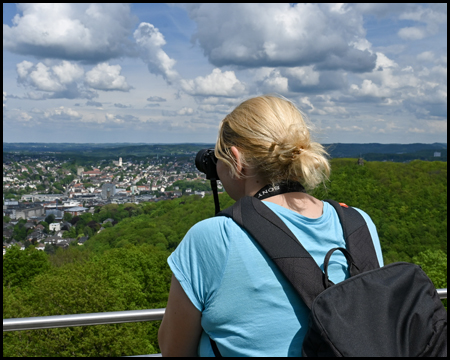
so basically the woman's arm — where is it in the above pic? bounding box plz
[158,274,203,357]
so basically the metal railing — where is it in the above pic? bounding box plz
[3,308,166,332]
[3,288,447,356]
[437,288,447,299]
[3,308,166,357]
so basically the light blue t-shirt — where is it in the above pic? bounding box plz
[168,200,383,357]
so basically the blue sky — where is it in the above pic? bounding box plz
[3,3,447,144]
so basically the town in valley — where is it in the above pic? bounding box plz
[3,145,222,254]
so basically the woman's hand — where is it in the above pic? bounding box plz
[158,275,203,357]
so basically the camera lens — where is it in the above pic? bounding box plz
[195,149,209,174]
[195,148,219,180]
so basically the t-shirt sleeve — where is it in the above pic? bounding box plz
[167,217,232,312]
[353,208,384,267]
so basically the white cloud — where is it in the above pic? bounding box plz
[350,80,391,98]
[181,68,246,97]
[427,120,447,133]
[177,107,194,116]
[198,104,232,114]
[161,107,195,116]
[375,52,398,70]
[52,60,85,84]
[15,60,95,99]
[397,4,447,41]
[285,66,320,86]
[16,60,34,78]
[417,51,435,63]
[133,22,180,84]
[17,111,33,122]
[370,126,385,134]
[323,106,348,115]
[336,124,364,132]
[44,106,82,120]
[303,95,349,115]
[94,113,141,125]
[3,3,136,62]
[298,97,315,113]
[84,62,131,91]
[196,96,241,106]
[399,5,447,25]
[408,127,425,133]
[16,60,131,96]
[254,68,289,94]
[352,3,413,17]
[262,73,289,94]
[3,110,37,127]
[17,61,65,92]
[398,27,428,41]
[182,3,376,72]
[3,92,7,107]
[3,108,43,126]
[147,96,166,102]
[105,113,125,124]
[351,56,447,120]
[386,122,402,131]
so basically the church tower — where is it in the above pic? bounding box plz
[357,154,364,166]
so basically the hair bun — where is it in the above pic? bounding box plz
[270,141,305,165]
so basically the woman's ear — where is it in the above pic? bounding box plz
[230,146,244,176]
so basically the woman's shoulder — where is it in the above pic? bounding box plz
[179,215,242,252]
[188,215,239,236]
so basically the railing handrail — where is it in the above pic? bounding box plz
[3,308,165,332]
[437,288,447,299]
[3,288,447,332]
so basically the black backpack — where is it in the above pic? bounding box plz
[210,196,447,357]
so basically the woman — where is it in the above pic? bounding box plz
[158,95,383,356]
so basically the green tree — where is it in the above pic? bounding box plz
[45,214,55,224]
[40,221,49,234]
[12,221,28,242]
[63,212,73,222]
[412,249,447,290]
[412,249,447,308]
[3,246,51,288]
[3,246,171,357]
[44,244,56,255]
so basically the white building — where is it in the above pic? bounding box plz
[194,191,205,198]
[49,223,61,232]
[36,243,46,251]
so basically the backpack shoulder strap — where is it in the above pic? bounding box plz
[218,196,326,309]
[324,200,380,271]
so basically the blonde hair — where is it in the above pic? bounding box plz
[215,95,330,191]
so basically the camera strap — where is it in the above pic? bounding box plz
[254,181,306,200]
[213,180,305,215]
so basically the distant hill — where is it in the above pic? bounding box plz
[3,142,447,162]
[323,143,447,162]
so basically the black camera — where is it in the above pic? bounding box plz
[195,148,219,181]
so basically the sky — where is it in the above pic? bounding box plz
[3,3,447,144]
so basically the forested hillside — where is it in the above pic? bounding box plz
[3,159,447,356]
